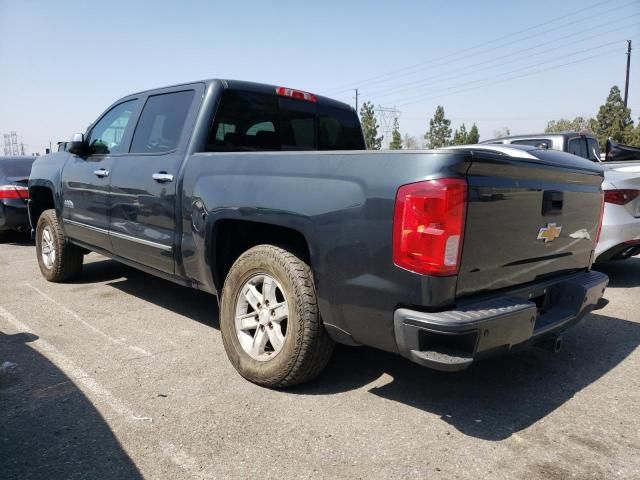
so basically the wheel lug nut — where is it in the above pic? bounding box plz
[271,310,275,316]
[268,323,273,328]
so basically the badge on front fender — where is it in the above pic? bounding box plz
[537,223,562,243]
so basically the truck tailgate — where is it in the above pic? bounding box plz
[456,148,604,297]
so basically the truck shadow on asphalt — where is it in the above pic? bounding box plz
[0,331,142,480]
[298,312,640,441]
[74,258,639,442]
[74,258,219,327]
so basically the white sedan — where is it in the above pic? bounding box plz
[597,165,640,262]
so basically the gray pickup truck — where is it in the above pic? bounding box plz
[28,79,608,387]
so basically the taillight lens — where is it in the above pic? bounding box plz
[596,193,605,244]
[0,185,29,200]
[604,189,640,205]
[393,178,467,276]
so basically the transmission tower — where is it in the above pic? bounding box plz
[375,106,400,149]
[3,134,10,155]
[10,132,19,155]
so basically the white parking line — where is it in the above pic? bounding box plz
[23,282,151,357]
[0,304,203,478]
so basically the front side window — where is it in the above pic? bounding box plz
[87,99,138,155]
[568,138,588,159]
[130,90,195,154]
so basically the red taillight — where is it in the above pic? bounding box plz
[604,189,640,205]
[275,86,317,103]
[393,178,467,276]
[596,193,605,244]
[0,185,29,200]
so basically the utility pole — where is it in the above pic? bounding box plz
[354,88,359,113]
[624,40,632,108]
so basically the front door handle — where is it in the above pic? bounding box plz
[93,169,109,178]
[152,172,174,183]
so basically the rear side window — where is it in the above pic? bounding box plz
[512,139,552,149]
[568,138,588,159]
[130,90,195,154]
[205,90,365,152]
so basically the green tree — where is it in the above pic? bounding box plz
[424,105,452,148]
[452,123,468,145]
[389,117,402,149]
[360,101,383,150]
[468,123,480,143]
[626,118,640,146]
[545,116,597,134]
[451,123,469,145]
[595,86,633,147]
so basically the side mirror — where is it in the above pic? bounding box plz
[68,133,89,156]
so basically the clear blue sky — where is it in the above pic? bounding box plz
[1,0,638,153]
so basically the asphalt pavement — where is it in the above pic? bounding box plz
[1,231,639,479]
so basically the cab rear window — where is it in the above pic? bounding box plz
[205,90,364,152]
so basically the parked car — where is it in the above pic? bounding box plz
[29,80,608,387]
[0,155,34,239]
[482,132,640,262]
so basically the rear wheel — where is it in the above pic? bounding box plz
[220,245,334,388]
[36,209,83,282]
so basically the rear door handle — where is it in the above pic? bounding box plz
[93,169,109,178]
[152,172,174,183]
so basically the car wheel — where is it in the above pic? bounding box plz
[36,209,83,282]
[220,245,334,388]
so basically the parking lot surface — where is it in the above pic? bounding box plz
[1,233,639,479]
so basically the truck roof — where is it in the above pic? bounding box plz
[123,78,355,112]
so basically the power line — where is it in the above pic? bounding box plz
[394,44,633,108]
[367,37,635,106]
[322,0,637,95]
[362,17,640,101]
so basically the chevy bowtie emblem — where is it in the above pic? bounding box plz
[537,223,562,243]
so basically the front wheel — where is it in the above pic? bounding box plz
[36,209,83,282]
[220,245,334,388]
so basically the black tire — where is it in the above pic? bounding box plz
[35,209,83,282]
[220,245,334,388]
